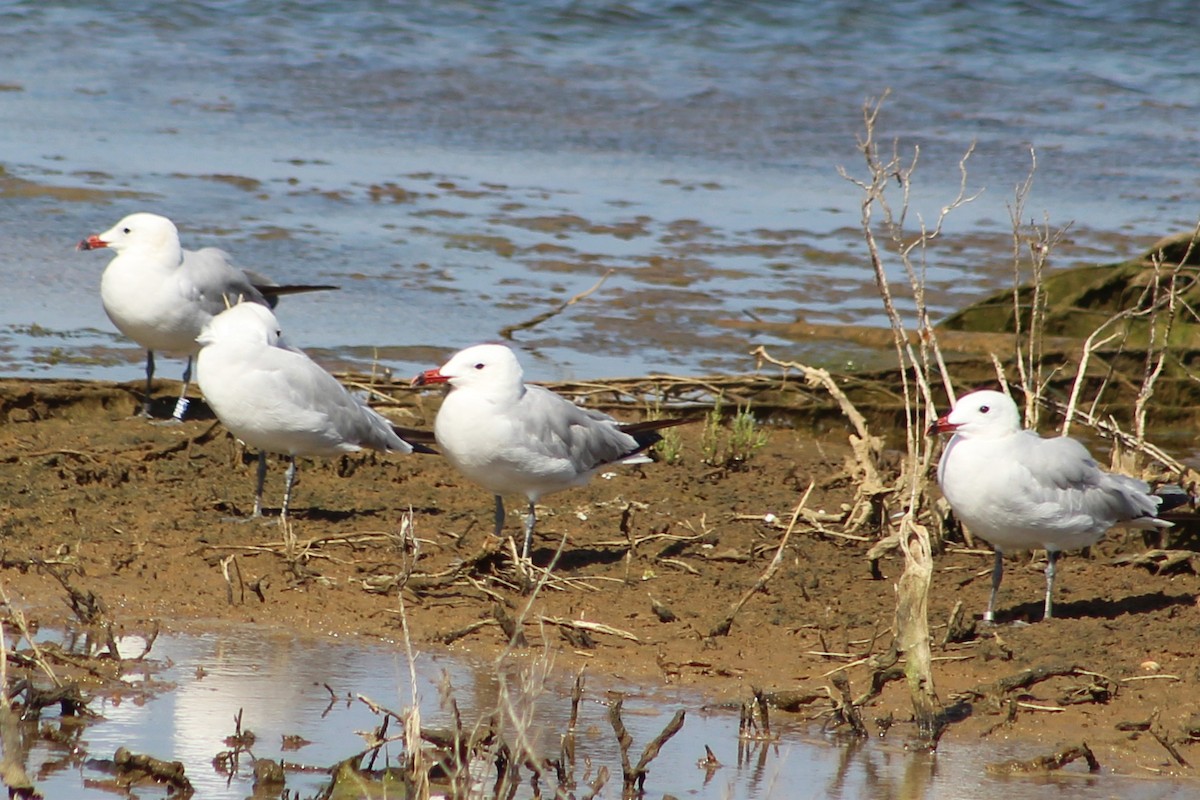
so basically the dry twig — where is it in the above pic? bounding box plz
[0,621,35,799]
[608,697,686,797]
[987,742,1101,774]
[499,270,614,339]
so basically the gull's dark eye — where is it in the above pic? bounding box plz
[474,362,485,370]
[980,405,990,414]
[123,227,131,234]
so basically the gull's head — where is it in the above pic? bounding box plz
[928,389,1021,439]
[197,302,282,348]
[77,212,179,255]
[412,343,524,394]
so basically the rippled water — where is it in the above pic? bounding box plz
[23,627,1196,799]
[2,1,1199,382]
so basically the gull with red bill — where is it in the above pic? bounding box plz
[413,343,695,560]
[928,389,1171,622]
[79,212,336,421]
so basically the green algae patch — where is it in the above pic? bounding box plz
[941,231,1200,350]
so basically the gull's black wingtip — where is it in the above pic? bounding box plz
[620,415,704,453]
[391,424,439,455]
[1154,484,1192,514]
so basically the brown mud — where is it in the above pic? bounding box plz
[1,377,1199,782]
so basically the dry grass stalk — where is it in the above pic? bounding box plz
[1043,397,1184,475]
[557,669,585,791]
[477,534,575,797]
[396,587,432,798]
[1006,149,1072,426]
[0,584,59,688]
[837,92,977,740]
[1061,321,1131,439]
[750,347,885,531]
[1061,222,1200,442]
[538,617,639,642]
[398,633,432,796]
[1128,229,1199,454]
[0,620,35,798]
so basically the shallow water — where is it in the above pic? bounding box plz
[2,1,1199,383]
[21,626,1196,799]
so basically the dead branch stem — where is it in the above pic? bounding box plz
[499,270,614,339]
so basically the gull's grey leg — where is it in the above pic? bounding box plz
[493,495,505,538]
[1043,550,1059,621]
[984,549,1004,624]
[521,501,537,561]
[140,350,156,417]
[172,357,193,421]
[252,451,268,518]
[281,456,297,520]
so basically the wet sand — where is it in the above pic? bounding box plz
[1,377,1198,783]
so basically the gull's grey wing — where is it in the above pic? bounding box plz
[254,345,412,454]
[517,386,645,472]
[180,247,269,315]
[1018,432,1163,529]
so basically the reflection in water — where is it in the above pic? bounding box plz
[15,627,1197,799]
[901,749,936,800]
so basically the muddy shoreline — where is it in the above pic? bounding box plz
[2,377,1199,789]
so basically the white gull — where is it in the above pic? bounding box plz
[196,302,426,519]
[413,343,693,560]
[930,389,1170,622]
[78,212,336,421]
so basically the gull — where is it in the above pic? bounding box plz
[195,302,429,519]
[78,212,336,421]
[929,389,1171,622]
[413,343,694,560]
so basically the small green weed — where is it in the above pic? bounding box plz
[701,396,768,468]
[648,398,685,464]
[727,403,769,465]
[699,396,724,465]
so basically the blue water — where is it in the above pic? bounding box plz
[2,0,1198,382]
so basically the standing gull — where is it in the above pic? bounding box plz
[413,343,693,559]
[929,389,1171,622]
[78,212,336,421]
[196,302,427,519]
